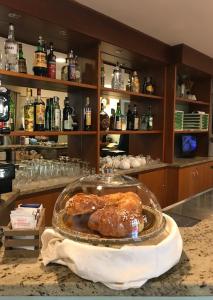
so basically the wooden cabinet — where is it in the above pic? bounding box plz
[137,168,167,208]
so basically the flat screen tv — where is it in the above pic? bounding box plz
[175,134,198,158]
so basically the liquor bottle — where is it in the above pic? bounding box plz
[4,23,18,72]
[61,56,68,81]
[5,95,15,131]
[100,103,109,131]
[47,42,56,79]
[71,106,78,130]
[132,104,139,130]
[75,56,81,83]
[143,77,154,94]
[34,88,45,131]
[109,108,115,130]
[63,97,73,131]
[101,65,105,87]
[111,62,122,90]
[68,50,76,81]
[33,36,47,76]
[147,105,153,130]
[53,96,61,131]
[84,96,92,131]
[0,80,10,134]
[24,88,34,132]
[126,105,133,130]
[141,112,148,130]
[115,101,122,130]
[18,43,27,73]
[45,98,51,131]
[126,74,132,91]
[132,71,140,93]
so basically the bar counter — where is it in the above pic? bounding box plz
[0,215,212,296]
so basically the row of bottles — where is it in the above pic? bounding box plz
[23,88,92,132]
[3,23,82,82]
[100,102,154,131]
[101,63,155,94]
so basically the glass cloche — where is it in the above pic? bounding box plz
[52,173,165,245]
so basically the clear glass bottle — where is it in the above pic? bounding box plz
[47,42,56,79]
[111,62,122,90]
[68,50,76,81]
[18,43,27,73]
[61,56,68,81]
[33,36,47,76]
[115,101,122,130]
[63,97,73,131]
[34,88,45,131]
[4,23,18,72]
[53,96,61,131]
[132,104,139,130]
[84,96,92,131]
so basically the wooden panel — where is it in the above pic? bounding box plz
[164,65,176,163]
[16,189,63,226]
[166,167,179,206]
[138,168,167,208]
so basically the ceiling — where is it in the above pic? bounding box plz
[76,0,213,58]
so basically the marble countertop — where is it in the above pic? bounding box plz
[0,216,212,296]
[171,156,213,168]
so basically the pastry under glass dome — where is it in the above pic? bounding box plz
[52,173,166,245]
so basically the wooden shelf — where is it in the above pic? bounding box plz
[175,130,208,134]
[8,131,97,136]
[101,87,163,100]
[176,97,209,106]
[0,70,97,92]
[100,130,162,135]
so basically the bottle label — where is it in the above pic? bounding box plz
[146,85,154,93]
[24,105,34,131]
[47,62,56,78]
[54,109,61,129]
[134,117,139,130]
[34,52,47,68]
[36,104,45,125]
[86,111,91,126]
[5,42,17,55]
[64,115,73,130]
[68,64,76,80]
[116,120,121,130]
[18,59,27,73]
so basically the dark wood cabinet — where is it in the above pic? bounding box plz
[137,168,167,208]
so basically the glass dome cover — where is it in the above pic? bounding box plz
[52,173,165,245]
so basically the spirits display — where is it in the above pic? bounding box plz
[34,88,45,131]
[24,88,34,132]
[63,97,73,131]
[111,62,123,90]
[47,42,56,79]
[115,101,122,130]
[18,43,27,73]
[132,104,139,130]
[84,96,92,131]
[147,105,153,130]
[33,36,47,76]
[132,71,140,93]
[4,23,18,72]
[100,102,109,131]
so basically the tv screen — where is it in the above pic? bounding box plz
[182,135,197,156]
